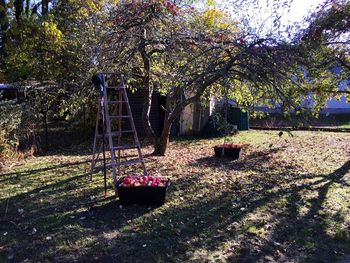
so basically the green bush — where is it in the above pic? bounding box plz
[0,100,37,157]
[202,104,238,139]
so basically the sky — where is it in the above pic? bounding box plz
[219,0,327,38]
[279,0,324,26]
[30,0,326,39]
[30,0,324,29]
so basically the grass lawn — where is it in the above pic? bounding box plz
[1,130,350,263]
[340,123,350,129]
[250,113,350,130]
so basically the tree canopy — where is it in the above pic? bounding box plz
[97,0,342,154]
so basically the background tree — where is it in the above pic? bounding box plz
[293,0,350,114]
[0,0,8,53]
[2,0,114,114]
[301,0,350,76]
[0,0,113,153]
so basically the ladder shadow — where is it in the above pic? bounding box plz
[0,160,90,181]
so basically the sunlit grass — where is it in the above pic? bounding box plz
[1,130,350,262]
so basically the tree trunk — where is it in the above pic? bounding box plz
[155,120,172,156]
[152,94,200,155]
[0,0,8,54]
[42,0,49,15]
[139,44,158,153]
[25,0,30,15]
[0,0,8,29]
[44,111,48,150]
[14,0,23,24]
[141,82,157,144]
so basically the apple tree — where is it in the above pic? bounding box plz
[98,0,308,155]
[299,0,350,94]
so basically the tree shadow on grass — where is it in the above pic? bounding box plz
[230,160,350,262]
[0,163,156,262]
[0,153,256,261]
[1,145,350,262]
[193,147,289,174]
[74,160,350,262]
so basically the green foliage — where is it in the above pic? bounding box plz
[211,112,235,136]
[335,226,350,243]
[208,103,240,142]
[0,100,23,148]
[299,1,350,106]
[4,15,65,81]
[2,0,112,121]
[0,100,36,155]
[0,0,116,155]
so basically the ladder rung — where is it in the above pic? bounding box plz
[107,86,125,90]
[92,164,112,172]
[108,101,127,104]
[110,115,131,119]
[118,159,144,166]
[96,130,135,139]
[120,130,134,133]
[98,132,121,137]
[113,144,140,150]
[118,154,138,159]
[109,130,134,134]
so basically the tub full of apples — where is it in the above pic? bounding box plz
[116,176,170,206]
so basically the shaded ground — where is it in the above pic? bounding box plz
[1,130,350,262]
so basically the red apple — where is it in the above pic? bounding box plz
[121,176,167,187]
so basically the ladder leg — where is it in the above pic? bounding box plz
[103,80,118,185]
[121,81,148,176]
[94,142,103,169]
[90,101,101,181]
[137,146,148,176]
[117,90,122,178]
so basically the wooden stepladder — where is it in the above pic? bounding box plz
[90,73,148,193]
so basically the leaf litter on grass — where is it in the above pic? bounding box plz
[0,131,350,262]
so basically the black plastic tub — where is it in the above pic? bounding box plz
[213,144,248,159]
[116,177,170,206]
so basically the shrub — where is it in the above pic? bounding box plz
[0,100,37,158]
[202,104,238,138]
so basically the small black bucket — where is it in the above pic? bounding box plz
[214,145,243,159]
